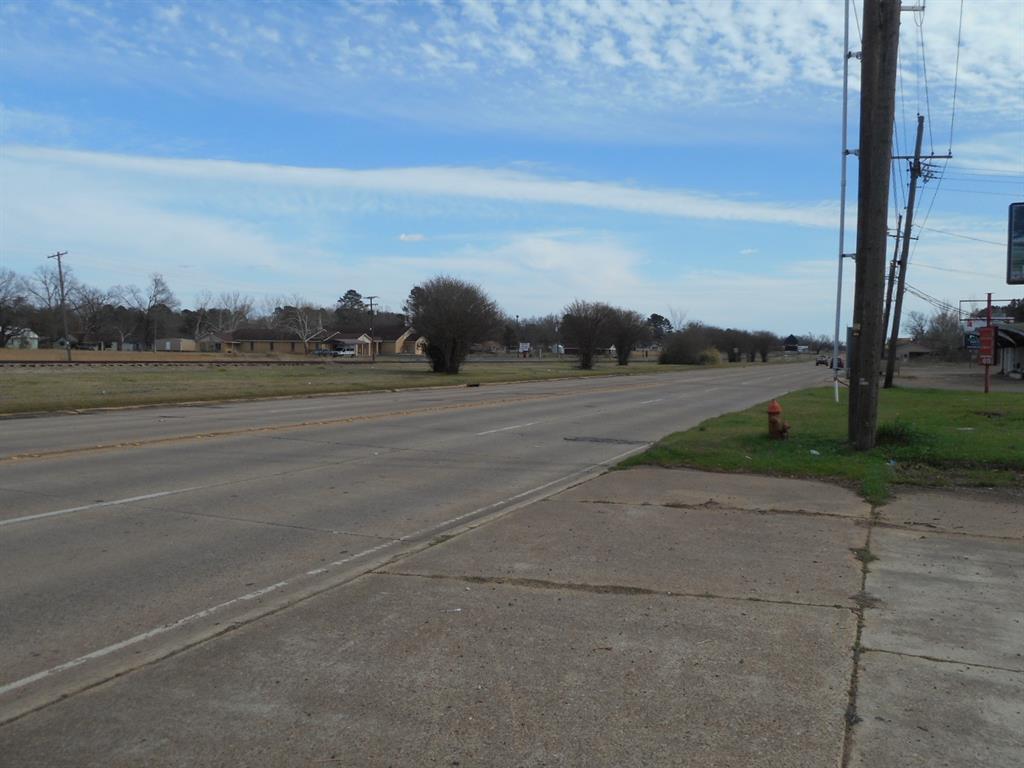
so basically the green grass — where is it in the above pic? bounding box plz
[622,386,1024,504]
[0,360,700,414]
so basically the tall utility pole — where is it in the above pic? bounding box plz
[366,295,378,363]
[884,115,925,388]
[882,214,902,340]
[848,0,901,450]
[47,251,71,362]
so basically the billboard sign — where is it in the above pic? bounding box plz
[964,332,980,350]
[1010,202,1024,284]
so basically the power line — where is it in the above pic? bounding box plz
[914,11,934,153]
[947,0,965,151]
[941,187,1022,197]
[939,175,1024,185]
[915,226,1005,247]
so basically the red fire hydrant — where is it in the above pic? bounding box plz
[767,399,790,440]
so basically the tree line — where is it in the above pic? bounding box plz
[3,267,838,373]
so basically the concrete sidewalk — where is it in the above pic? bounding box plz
[2,468,1021,766]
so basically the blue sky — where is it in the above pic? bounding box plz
[1,0,1022,334]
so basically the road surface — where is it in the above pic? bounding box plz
[0,363,823,723]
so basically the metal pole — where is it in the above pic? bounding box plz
[831,0,852,403]
[47,251,71,362]
[985,292,992,394]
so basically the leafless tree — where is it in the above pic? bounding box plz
[69,284,114,345]
[212,291,254,333]
[607,307,650,366]
[561,300,614,370]
[0,268,31,347]
[117,273,180,349]
[275,295,324,353]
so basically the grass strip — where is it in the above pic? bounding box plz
[621,386,1024,504]
[0,360,699,415]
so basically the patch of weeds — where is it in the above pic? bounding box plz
[850,547,879,565]
[860,464,890,506]
[876,417,921,446]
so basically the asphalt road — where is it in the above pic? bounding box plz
[0,363,823,723]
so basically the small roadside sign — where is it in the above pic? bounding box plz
[978,326,995,366]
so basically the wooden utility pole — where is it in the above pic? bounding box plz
[884,114,925,388]
[882,213,902,340]
[849,0,901,449]
[366,295,378,363]
[47,251,71,362]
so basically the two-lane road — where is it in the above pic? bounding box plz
[0,363,824,722]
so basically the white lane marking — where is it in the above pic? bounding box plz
[637,399,664,405]
[0,444,647,699]
[0,487,205,528]
[476,421,539,436]
[0,580,288,697]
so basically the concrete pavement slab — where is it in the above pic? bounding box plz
[862,528,1024,671]
[850,651,1024,768]
[0,573,855,768]
[879,488,1024,539]
[556,467,871,518]
[386,498,865,606]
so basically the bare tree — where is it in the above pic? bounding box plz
[0,268,31,347]
[407,276,500,373]
[212,291,254,333]
[561,300,614,370]
[27,264,79,342]
[118,273,180,350]
[275,295,324,353]
[70,284,114,345]
[607,307,650,366]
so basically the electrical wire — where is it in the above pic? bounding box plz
[948,0,965,152]
[915,226,1006,247]
[914,10,935,153]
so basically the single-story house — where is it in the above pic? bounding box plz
[893,341,933,361]
[155,337,197,352]
[4,329,39,349]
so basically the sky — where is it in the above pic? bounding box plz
[1,0,1022,335]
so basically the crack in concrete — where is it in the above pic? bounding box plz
[380,570,854,611]
[860,647,1024,675]
[871,519,1023,542]
[841,509,877,768]
[575,497,868,521]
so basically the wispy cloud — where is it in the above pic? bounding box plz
[4,145,837,227]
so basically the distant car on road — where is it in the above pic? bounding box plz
[816,355,844,368]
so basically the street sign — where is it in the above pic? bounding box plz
[964,332,980,350]
[978,326,995,366]
[1010,202,1024,284]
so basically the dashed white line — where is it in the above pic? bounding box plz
[0,443,648,700]
[637,399,664,405]
[0,487,205,528]
[476,421,540,436]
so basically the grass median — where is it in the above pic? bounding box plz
[622,386,1024,504]
[0,360,688,415]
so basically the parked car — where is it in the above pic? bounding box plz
[332,348,356,357]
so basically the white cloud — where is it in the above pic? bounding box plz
[4,145,836,228]
[399,233,426,242]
